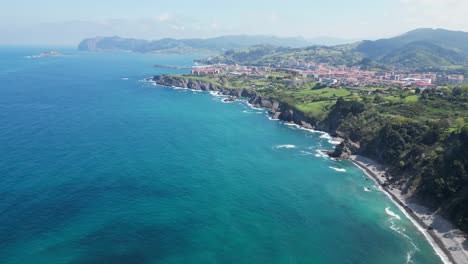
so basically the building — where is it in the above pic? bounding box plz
[191,68,220,75]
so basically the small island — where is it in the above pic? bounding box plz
[28,51,62,59]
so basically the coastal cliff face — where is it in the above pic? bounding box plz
[153,75,319,130]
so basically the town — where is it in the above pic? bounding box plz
[190,62,466,89]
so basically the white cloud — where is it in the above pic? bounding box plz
[269,12,279,22]
[171,24,186,31]
[154,13,172,22]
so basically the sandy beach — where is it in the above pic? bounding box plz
[350,155,468,264]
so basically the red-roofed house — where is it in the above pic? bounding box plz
[411,81,434,87]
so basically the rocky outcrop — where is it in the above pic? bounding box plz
[153,75,345,153]
[247,95,317,129]
[153,75,220,91]
[327,139,360,159]
[154,75,319,130]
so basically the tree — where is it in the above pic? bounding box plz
[452,87,463,97]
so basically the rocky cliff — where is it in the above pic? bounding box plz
[153,75,320,132]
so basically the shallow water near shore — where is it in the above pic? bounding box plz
[0,47,443,263]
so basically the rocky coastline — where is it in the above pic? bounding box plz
[150,75,381,161]
[152,75,329,134]
[150,74,467,264]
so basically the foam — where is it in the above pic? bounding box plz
[319,133,342,145]
[274,144,297,149]
[329,166,346,172]
[385,207,402,220]
[283,122,321,134]
[221,99,235,103]
[315,150,329,158]
[388,217,419,264]
[353,163,452,264]
[245,102,264,111]
[328,139,342,145]
[210,91,224,97]
[140,78,155,83]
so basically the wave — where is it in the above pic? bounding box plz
[328,139,342,145]
[320,133,342,145]
[388,216,419,264]
[245,102,264,111]
[385,207,401,220]
[283,122,321,134]
[274,144,296,149]
[140,78,156,83]
[209,91,223,97]
[315,150,329,158]
[329,166,346,172]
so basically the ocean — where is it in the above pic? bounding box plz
[0,47,442,263]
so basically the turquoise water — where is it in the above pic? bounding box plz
[0,47,442,264]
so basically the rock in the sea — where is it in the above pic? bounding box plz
[328,138,360,159]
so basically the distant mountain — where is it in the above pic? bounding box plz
[356,28,468,57]
[202,44,365,68]
[308,37,360,46]
[78,35,315,54]
[379,41,466,68]
[201,28,468,70]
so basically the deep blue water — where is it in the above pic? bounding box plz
[0,47,442,263]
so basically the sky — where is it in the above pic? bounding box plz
[1,0,467,45]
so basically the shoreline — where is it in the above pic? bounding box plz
[149,77,467,264]
[350,155,468,264]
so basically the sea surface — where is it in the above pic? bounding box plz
[0,47,443,264]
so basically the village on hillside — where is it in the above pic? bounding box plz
[190,63,466,89]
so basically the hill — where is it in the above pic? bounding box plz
[78,35,315,54]
[356,28,468,58]
[201,28,468,70]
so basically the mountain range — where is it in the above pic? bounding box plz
[78,28,468,71]
[78,35,319,54]
[355,28,468,68]
[201,28,468,70]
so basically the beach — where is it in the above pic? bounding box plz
[350,155,468,264]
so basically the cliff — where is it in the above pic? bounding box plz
[153,75,320,131]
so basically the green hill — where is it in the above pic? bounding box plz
[356,28,468,57]
[203,45,364,67]
[202,28,468,70]
[78,35,314,54]
[380,41,467,68]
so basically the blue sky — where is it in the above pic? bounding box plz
[1,0,467,44]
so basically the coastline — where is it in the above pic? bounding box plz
[350,155,468,264]
[149,76,468,264]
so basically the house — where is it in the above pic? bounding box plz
[191,68,220,75]
[411,81,434,88]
